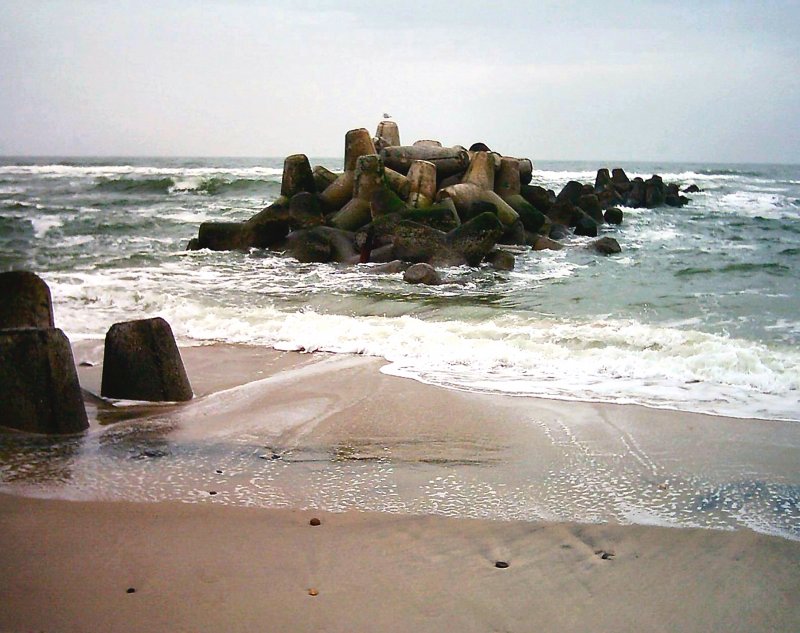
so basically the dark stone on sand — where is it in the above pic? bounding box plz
[127,588,136,594]
[403,263,441,285]
[603,207,624,225]
[0,271,55,330]
[0,328,89,434]
[592,237,622,255]
[495,561,510,569]
[101,317,193,402]
[684,184,701,193]
[485,250,515,271]
[310,518,321,526]
[209,491,217,496]
[215,469,223,474]
[573,213,599,237]
[555,180,584,206]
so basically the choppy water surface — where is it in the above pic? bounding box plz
[1,156,799,538]
[1,156,798,420]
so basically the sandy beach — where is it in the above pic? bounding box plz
[1,342,799,632]
[2,493,799,633]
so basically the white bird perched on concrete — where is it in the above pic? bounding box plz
[383,112,392,119]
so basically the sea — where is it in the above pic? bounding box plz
[1,156,799,538]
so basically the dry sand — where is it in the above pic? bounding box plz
[1,494,798,633]
[1,342,799,632]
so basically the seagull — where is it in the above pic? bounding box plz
[383,112,392,119]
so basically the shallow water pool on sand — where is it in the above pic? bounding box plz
[1,346,798,541]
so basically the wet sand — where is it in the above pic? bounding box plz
[1,341,799,631]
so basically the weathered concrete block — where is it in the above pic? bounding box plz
[0,328,88,434]
[0,271,54,330]
[101,317,193,402]
[280,154,316,198]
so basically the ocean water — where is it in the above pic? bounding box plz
[1,155,799,540]
[2,156,798,421]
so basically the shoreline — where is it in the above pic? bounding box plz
[0,341,796,539]
[72,337,800,425]
[1,493,798,633]
[2,342,799,630]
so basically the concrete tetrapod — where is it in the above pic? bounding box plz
[101,317,193,402]
[407,160,437,209]
[0,328,89,434]
[330,154,386,231]
[0,271,55,330]
[381,145,469,178]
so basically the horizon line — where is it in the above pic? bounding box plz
[0,154,797,167]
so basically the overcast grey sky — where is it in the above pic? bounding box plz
[1,0,798,162]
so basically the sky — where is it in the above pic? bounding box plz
[1,0,798,163]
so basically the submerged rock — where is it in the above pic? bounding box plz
[403,263,441,285]
[591,236,622,255]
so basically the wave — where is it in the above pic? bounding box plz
[675,262,790,277]
[90,175,281,196]
[45,272,800,422]
[0,164,285,178]
[94,177,175,194]
[172,176,281,196]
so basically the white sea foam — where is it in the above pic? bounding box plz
[0,164,284,179]
[716,191,788,218]
[45,271,800,422]
[30,215,63,237]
